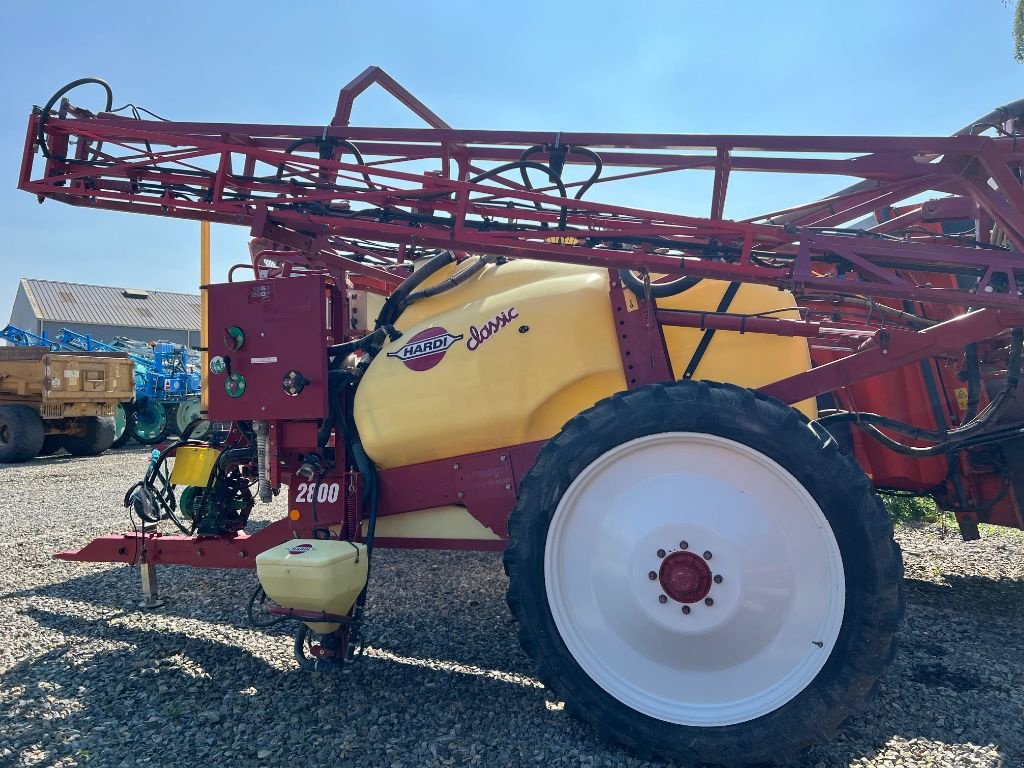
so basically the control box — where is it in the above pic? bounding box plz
[206,277,333,421]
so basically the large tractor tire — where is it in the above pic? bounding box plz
[503,381,904,766]
[62,416,116,457]
[0,405,45,463]
[132,400,169,444]
[37,435,63,456]
[110,403,136,448]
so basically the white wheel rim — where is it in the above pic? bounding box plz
[544,432,845,727]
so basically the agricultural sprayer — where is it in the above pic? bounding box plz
[17,69,1024,765]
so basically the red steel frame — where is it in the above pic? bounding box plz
[18,67,1024,568]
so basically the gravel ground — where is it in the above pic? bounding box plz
[0,447,1022,768]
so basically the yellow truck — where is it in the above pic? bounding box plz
[0,347,135,462]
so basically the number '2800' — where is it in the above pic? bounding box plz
[293,482,341,504]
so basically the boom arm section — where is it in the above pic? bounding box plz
[17,70,1024,313]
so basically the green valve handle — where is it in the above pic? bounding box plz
[224,326,245,351]
[224,372,246,398]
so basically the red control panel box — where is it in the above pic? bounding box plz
[206,277,333,421]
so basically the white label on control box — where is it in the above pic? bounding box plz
[250,356,278,364]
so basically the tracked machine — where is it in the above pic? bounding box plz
[18,69,1024,765]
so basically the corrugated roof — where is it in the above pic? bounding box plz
[20,278,200,331]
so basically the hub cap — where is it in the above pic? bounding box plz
[544,432,845,727]
[659,551,712,603]
[133,401,167,440]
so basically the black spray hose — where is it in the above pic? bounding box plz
[247,585,287,628]
[816,411,947,441]
[327,325,399,364]
[316,370,352,448]
[618,268,701,299]
[37,78,113,160]
[405,255,493,302]
[471,161,568,230]
[938,328,1022,438]
[332,252,488,369]
[820,328,1023,457]
[519,144,603,201]
[275,137,377,189]
[348,435,378,656]
[375,251,455,329]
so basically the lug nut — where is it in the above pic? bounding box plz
[703,550,713,560]
[679,540,688,550]
[705,597,714,606]
[658,595,668,604]
[713,574,723,584]
[657,549,666,558]
[681,606,690,615]
[648,571,657,580]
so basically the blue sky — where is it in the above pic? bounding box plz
[1,0,1022,323]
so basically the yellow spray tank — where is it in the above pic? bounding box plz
[354,257,813,472]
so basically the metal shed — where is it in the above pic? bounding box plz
[7,278,200,348]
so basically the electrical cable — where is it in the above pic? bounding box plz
[110,103,171,121]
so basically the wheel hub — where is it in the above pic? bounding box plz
[658,550,712,604]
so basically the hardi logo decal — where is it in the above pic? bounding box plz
[248,283,273,303]
[387,327,464,371]
[467,307,519,351]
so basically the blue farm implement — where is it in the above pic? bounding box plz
[55,329,203,444]
[0,324,62,350]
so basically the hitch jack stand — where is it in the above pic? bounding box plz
[138,524,165,609]
[138,561,165,609]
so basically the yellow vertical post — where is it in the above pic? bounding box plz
[200,221,211,415]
